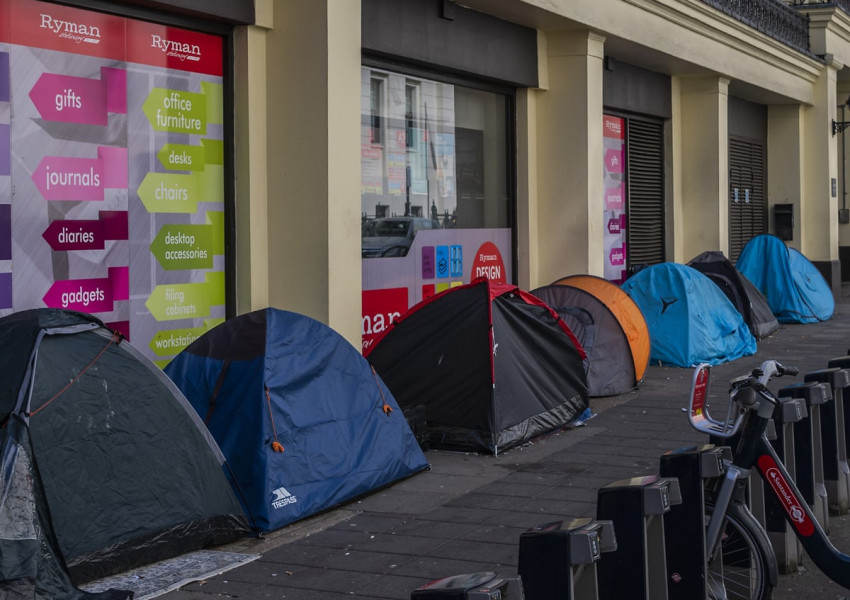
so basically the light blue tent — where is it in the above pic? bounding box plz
[621,263,757,367]
[164,308,429,533]
[736,234,834,324]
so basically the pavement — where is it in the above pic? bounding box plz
[158,287,850,600]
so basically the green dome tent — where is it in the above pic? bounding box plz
[0,309,248,599]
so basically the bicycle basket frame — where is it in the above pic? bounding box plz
[688,363,742,438]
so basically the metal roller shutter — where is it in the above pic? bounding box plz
[729,137,767,262]
[627,118,665,268]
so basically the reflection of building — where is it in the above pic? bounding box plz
[361,70,460,221]
[24,0,850,351]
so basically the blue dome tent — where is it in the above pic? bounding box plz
[736,234,834,323]
[621,262,757,367]
[165,308,429,533]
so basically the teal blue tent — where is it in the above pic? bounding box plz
[736,234,834,324]
[621,263,757,367]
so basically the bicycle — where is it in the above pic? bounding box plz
[688,359,850,600]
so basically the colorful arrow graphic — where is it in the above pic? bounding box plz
[29,66,126,125]
[137,167,222,214]
[148,318,224,357]
[42,266,129,313]
[607,214,626,235]
[142,88,206,134]
[145,271,224,321]
[605,148,623,174]
[42,210,128,251]
[605,186,624,210]
[609,244,626,267]
[32,146,127,201]
[156,138,223,172]
[150,212,224,270]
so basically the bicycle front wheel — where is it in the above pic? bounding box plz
[705,501,775,600]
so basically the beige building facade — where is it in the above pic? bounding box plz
[240,0,850,349]
[24,0,850,351]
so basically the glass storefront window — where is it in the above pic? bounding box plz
[0,0,227,367]
[361,68,509,231]
[360,66,513,351]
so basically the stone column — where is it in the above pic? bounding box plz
[534,30,605,284]
[261,0,362,347]
[679,76,729,261]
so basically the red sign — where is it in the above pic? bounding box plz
[362,287,408,354]
[603,115,624,139]
[758,454,815,536]
[10,0,126,59]
[7,0,223,76]
[470,242,506,283]
[126,19,223,76]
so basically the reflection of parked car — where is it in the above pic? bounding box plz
[361,217,441,258]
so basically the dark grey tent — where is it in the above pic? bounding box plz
[365,278,588,455]
[688,250,779,339]
[531,280,648,397]
[0,309,249,600]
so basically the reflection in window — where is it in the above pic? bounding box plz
[360,67,509,235]
[405,83,418,150]
[370,77,385,145]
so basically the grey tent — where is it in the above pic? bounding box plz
[531,276,650,397]
[0,309,249,600]
[365,279,588,454]
[688,250,779,339]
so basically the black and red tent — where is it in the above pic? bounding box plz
[365,278,588,455]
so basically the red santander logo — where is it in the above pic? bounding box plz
[471,242,506,283]
[758,455,814,536]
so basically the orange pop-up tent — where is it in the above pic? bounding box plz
[532,274,650,397]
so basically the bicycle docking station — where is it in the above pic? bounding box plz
[764,391,808,573]
[410,571,525,600]
[826,358,850,481]
[747,419,778,530]
[517,517,616,600]
[778,381,832,534]
[804,367,850,515]
[658,444,729,600]
[595,475,681,600]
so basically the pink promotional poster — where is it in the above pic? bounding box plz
[603,114,627,283]
[0,0,225,366]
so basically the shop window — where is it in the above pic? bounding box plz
[361,66,514,350]
[360,67,510,230]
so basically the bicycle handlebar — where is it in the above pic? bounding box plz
[688,360,798,438]
[752,360,798,386]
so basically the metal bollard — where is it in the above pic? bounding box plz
[804,367,850,515]
[596,475,682,600]
[518,518,617,600]
[764,394,807,573]
[659,445,729,600]
[411,571,525,600]
[778,381,832,533]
